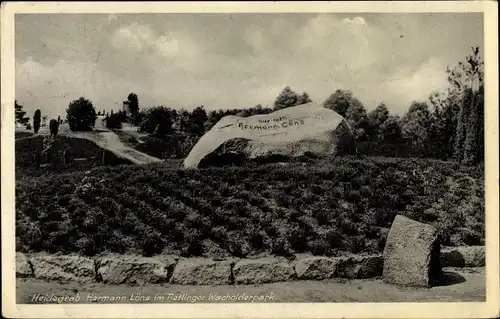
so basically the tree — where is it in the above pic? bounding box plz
[345,99,367,126]
[127,93,140,124]
[462,85,484,164]
[66,97,97,131]
[427,91,459,160]
[33,109,41,134]
[139,106,175,136]
[357,102,390,141]
[15,100,30,125]
[273,86,312,111]
[322,89,367,143]
[475,84,484,164]
[323,90,364,118]
[446,46,484,164]
[49,119,59,137]
[205,109,228,131]
[274,86,299,110]
[105,112,124,129]
[368,103,389,125]
[424,47,484,163]
[297,92,312,105]
[378,115,403,144]
[400,101,432,152]
[186,106,208,136]
[127,93,139,113]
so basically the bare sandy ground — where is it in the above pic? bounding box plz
[17,268,485,304]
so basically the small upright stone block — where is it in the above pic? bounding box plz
[383,215,442,287]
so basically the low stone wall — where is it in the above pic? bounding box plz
[16,246,484,286]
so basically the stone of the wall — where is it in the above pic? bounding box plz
[357,255,384,278]
[336,255,383,279]
[32,254,95,283]
[441,246,485,267]
[169,259,233,285]
[383,215,442,287]
[294,256,338,280]
[234,258,295,284]
[16,252,33,278]
[456,246,485,267]
[97,255,177,285]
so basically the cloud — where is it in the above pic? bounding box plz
[382,58,449,106]
[112,23,198,59]
[298,14,374,70]
[112,27,144,52]
[15,13,483,118]
[243,28,265,52]
[16,58,135,119]
[342,16,367,25]
[107,14,118,23]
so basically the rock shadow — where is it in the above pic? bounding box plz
[435,271,466,287]
[440,250,466,267]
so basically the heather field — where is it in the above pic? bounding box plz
[15,156,484,259]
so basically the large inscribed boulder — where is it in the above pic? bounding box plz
[382,215,442,287]
[184,102,355,168]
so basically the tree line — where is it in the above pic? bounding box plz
[15,46,484,165]
[130,46,483,165]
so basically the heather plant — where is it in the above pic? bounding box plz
[33,150,42,169]
[63,148,72,167]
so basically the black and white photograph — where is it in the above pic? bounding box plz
[2,2,499,318]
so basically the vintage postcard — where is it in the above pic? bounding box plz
[2,1,499,318]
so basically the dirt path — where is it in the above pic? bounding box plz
[77,117,161,165]
[17,268,485,304]
[82,131,162,165]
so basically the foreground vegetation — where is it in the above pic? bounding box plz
[15,156,484,259]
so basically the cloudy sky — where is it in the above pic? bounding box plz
[15,13,483,119]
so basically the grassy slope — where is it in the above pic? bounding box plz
[15,156,484,259]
